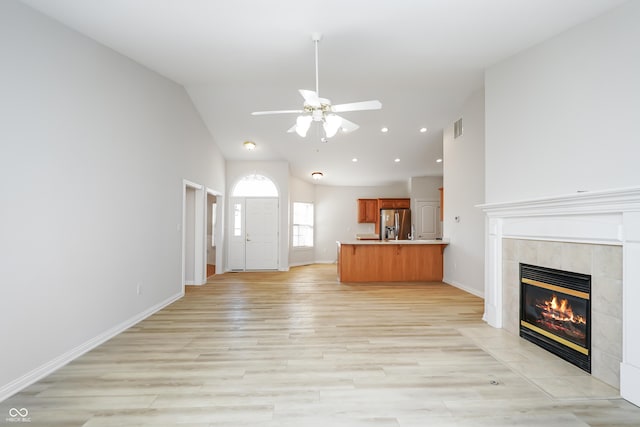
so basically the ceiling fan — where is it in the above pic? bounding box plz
[251,33,382,140]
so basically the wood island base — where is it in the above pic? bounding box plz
[337,241,447,283]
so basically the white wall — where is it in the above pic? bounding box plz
[410,176,443,201]
[485,1,640,204]
[443,89,486,297]
[289,176,316,267]
[226,160,290,271]
[0,0,226,400]
[314,182,410,263]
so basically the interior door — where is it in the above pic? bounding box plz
[415,200,440,240]
[245,198,278,270]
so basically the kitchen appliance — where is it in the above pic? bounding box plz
[380,208,411,240]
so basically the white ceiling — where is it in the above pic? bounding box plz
[20,0,626,186]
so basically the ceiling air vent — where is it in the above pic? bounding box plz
[454,118,463,139]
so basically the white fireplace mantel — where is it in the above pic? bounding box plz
[479,186,640,406]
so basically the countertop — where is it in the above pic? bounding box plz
[338,239,448,245]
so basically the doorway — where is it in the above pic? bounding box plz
[206,191,219,278]
[228,174,279,271]
[182,180,205,286]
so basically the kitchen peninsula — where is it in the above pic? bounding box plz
[337,240,448,283]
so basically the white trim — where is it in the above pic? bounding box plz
[478,186,640,217]
[442,278,484,298]
[183,179,203,190]
[289,261,314,268]
[206,187,225,276]
[182,180,206,287]
[0,291,183,402]
[314,259,336,265]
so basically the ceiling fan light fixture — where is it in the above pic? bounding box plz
[250,34,381,141]
[295,115,313,137]
[323,114,342,138]
[311,171,324,180]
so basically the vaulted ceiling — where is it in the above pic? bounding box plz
[20,0,627,186]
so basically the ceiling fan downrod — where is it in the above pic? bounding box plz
[311,32,322,97]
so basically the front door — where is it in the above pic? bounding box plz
[228,197,279,270]
[245,198,278,270]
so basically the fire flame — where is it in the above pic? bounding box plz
[540,294,586,325]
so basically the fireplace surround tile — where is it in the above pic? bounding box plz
[537,240,564,270]
[561,242,593,274]
[593,245,623,280]
[591,277,622,318]
[501,238,622,388]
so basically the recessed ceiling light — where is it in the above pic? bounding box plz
[381,127,389,133]
[420,127,428,133]
[311,171,324,180]
[243,140,256,151]
[352,158,358,162]
[436,158,443,163]
[394,158,400,163]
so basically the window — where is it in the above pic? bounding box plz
[233,203,242,237]
[292,202,314,247]
[232,174,278,197]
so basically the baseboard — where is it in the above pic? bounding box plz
[314,259,336,264]
[621,362,640,407]
[289,261,314,268]
[0,291,184,402]
[442,277,485,298]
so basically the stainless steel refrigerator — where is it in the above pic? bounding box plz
[380,208,411,240]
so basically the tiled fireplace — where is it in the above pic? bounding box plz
[480,187,640,407]
[503,240,620,384]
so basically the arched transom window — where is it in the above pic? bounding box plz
[232,174,278,197]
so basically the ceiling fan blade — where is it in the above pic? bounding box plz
[299,89,321,107]
[251,109,303,116]
[286,123,297,133]
[331,100,382,113]
[338,117,359,133]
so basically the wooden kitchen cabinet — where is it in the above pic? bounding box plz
[378,198,410,209]
[357,199,378,223]
[372,198,411,234]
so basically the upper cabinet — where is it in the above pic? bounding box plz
[378,198,410,209]
[357,199,378,223]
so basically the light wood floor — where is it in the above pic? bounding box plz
[2,264,639,426]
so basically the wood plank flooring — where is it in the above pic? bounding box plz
[2,264,639,426]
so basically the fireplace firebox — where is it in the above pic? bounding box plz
[520,263,591,372]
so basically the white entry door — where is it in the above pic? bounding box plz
[245,198,278,270]
[228,197,279,271]
[415,200,440,240]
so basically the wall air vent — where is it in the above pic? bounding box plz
[454,118,463,139]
